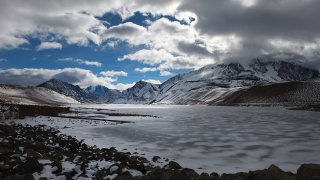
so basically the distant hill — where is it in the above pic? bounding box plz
[0,84,78,105]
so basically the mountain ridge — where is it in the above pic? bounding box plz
[20,54,320,106]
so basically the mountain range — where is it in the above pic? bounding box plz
[1,53,320,106]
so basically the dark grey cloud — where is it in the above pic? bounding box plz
[177,41,213,57]
[180,0,320,40]
[179,0,320,59]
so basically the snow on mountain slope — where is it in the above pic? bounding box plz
[213,81,320,106]
[0,85,79,105]
[114,81,160,104]
[38,79,96,103]
[85,85,109,96]
[19,53,318,105]
[156,54,319,104]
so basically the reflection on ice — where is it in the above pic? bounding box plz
[63,105,320,173]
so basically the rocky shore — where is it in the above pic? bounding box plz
[0,123,320,180]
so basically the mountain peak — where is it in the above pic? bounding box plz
[86,85,109,96]
[43,78,67,84]
[38,79,96,103]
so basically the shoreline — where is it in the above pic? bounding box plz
[1,122,319,180]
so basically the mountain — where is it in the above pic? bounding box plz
[212,81,320,106]
[85,85,109,96]
[31,54,320,106]
[86,85,122,103]
[155,54,319,104]
[114,81,160,104]
[0,84,79,105]
[37,79,96,103]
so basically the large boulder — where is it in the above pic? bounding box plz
[247,164,295,180]
[297,164,320,180]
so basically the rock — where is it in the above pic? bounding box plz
[0,164,11,171]
[168,161,182,170]
[247,164,295,180]
[109,164,119,174]
[114,172,134,180]
[210,172,220,180]
[181,168,199,179]
[25,149,42,159]
[152,156,160,162]
[52,161,62,174]
[3,175,25,180]
[61,170,77,180]
[95,169,108,180]
[34,142,46,151]
[297,164,320,180]
[220,172,248,180]
[24,174,35,180]
[162,169,188,180]
[198,173,211,180]
[0,147,16,154]
[141,167,163,180]
[17,157,43,174]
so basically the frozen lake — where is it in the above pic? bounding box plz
[64,105,320,173]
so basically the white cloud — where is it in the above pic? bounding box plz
[0,0,182,49]
[0,35,29,49]
[0,67,133,90]
[134,67,158,73]
[113,82,135,90]
[37,42,62,51]
[119,49,170,66]
[114,18,227,72]
[134,67,173,76]
[100,70,128,77]
[57,57,102,67]
[143,79,162,84]
[160,71,173,76]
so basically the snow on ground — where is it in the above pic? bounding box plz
[3,104,320,174]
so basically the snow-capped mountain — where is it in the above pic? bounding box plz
[114,80,160,104]
[29,54,320,106]
[155,54,319,104]
[85,85,109,96]
[37,79,96,103]
[85,85,123,103]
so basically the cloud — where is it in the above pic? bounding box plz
[112,82,135,90]
[0,0,182,49]
[37,42,62,51]
[1,0,320,74]
[134,67,158,73]
[134,67,173,76]
[143,79,162,84]
[57,57,102,67]
[0,35,29,49]
[100,70,128,77]
[114,18,231,73]
[0,68,131,90]
[178,0,320,58]
[160,71,173,76]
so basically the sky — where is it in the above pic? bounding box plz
[0,0,320,90]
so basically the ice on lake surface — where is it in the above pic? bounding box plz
[65,104,320,173]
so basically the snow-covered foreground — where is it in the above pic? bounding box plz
[9,104,320,174]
